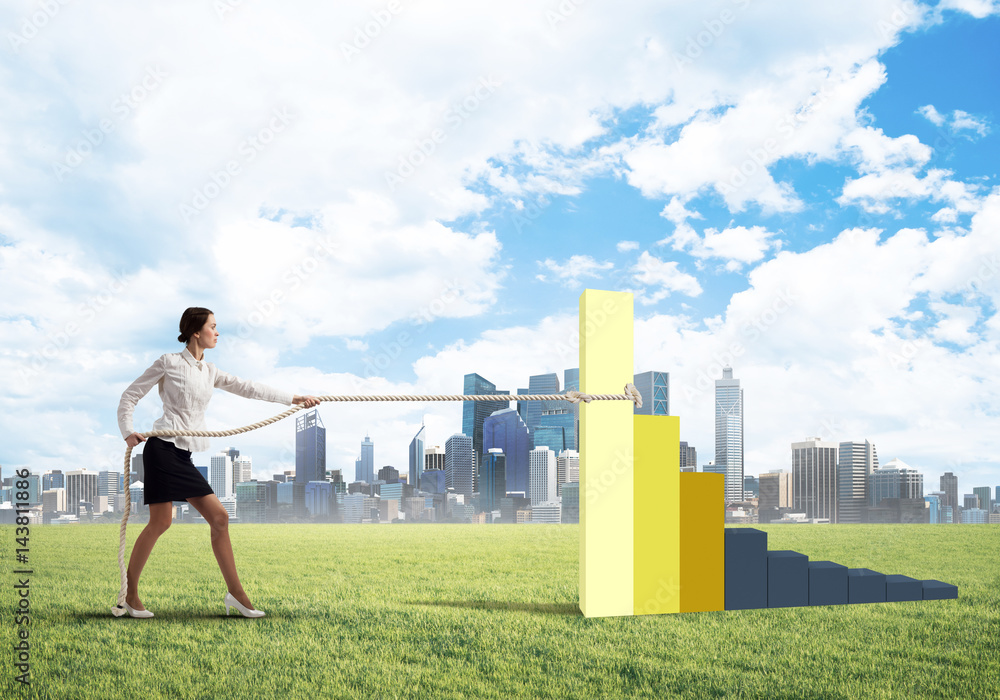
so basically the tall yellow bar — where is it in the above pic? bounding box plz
[679,472,725,613]
[633,415,681,615]
[579,289,634,618]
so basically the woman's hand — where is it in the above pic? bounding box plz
[125,433,146,448]
[293,395,321,408]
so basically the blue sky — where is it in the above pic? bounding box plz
[1,0,999,498]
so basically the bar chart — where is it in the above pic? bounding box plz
[578,288,958,618]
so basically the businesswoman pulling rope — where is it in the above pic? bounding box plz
[116,307,319,618]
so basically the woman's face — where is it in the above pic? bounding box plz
[195,314,219,349]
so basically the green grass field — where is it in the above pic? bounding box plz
[2,523,998,699]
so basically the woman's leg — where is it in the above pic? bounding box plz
[186,493,256,610]
[126,502,174,610]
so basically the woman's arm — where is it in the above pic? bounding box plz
[214,368,297,405]
[118,355,167,443]
[214,367,320,408]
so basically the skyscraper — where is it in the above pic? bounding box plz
[715,366,744,503]
[235,480,267,523]
[65,469,99,514]
[210,452,234,498]
[529,446,557,505]
[43,470,64,491]
[679,442,697,472]
[445,433,474,501]
[633,370,669,416]
[525,372,559,435]
[233,455,252,485]
[792,437,838,521]
[131,453,143,484]
[940,472,959,523]
[295,409,326,484]
[759,470,792,510]
[357,434,374,483]
[972,486,992,514]
[483,407,531,497]
[98,470,120,512]
[556,449,579,496]
[480,448,506,513]
[869,458,923,505]
[838,440,879,524]
[561,482,579,523]
[409,423,426,489]
[462,373,510,467]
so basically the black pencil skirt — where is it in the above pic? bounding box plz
[141,437,214,504]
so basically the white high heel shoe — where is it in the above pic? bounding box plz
[224,592,265,618]
[120,601,154,618]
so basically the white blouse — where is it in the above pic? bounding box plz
[117,347,295,453]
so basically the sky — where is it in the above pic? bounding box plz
[1,0,999,498]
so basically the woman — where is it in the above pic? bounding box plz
[117,307,320,618]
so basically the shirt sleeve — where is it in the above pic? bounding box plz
[213,367,295,406]
[118,354,167,439]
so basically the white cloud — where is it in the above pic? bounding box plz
[838,168,983,215]
[931,207,959,223]
[928,301,980,346]
[616,240,639,253]
[210,198,505,347]
[936,0,1000,19]
[950,109,990,137]
[630,250,702,303]
[839,127,931,173]
[916,104,990,138]
[537,255,614,288]
[917,104,946,126]
[659,222,783,270]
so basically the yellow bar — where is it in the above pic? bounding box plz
[679,472,725,613]
[634,415,681,615]
[579,289,634,618]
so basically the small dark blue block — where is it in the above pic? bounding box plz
[922,580,958,600]
[767,550,809,608]
[848,568,886,604]
[808,561,848,606]
[725,528,768,610]
[885,575,922,602]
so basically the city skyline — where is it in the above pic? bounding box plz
[6,359,1000,501]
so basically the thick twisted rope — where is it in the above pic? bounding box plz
[111,384,641,616]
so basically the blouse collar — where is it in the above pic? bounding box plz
[181,346,205,367]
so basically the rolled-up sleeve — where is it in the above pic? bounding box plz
[118,355,166,439]
[213,368,295,406]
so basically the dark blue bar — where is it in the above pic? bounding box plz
[767,551,808,608]
[724,528,768,610]
[922,580,958,600]
[885,575,922,602]
[808,561,848,606]
[848,568,886,603]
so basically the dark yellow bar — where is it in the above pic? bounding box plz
[679,472,725,613]
[633,415,680,615]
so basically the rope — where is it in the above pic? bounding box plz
[111,384,642,616]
